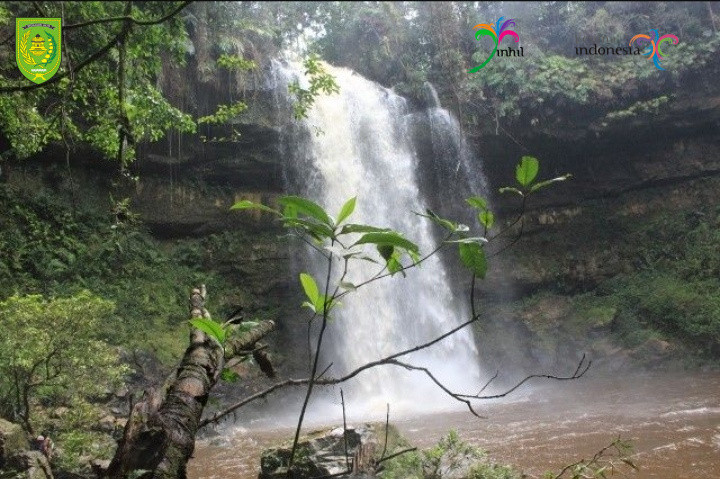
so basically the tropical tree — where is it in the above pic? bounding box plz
[0,290,128,434]
[0,2,195,167]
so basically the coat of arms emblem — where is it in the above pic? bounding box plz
[16,18,62,84]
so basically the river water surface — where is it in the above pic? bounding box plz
[188,372,720,478]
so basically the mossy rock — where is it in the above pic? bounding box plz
[259,423,407,479]
[0,419,29,469]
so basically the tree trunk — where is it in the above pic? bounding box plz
[105,286,275,479]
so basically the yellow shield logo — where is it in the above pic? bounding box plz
[16,18,62,84]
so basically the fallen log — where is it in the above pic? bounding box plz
[105,285,275,479]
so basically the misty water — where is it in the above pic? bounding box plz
[188,373,720,478]
[276,61,482,412]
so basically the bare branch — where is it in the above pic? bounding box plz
[327,314,482,381]
[376,447,418,465]
[458,354,591,400]
[288,242,337,469]
[307,314,316,374]
[487,195,527,258]
[488,217,525,258]
[199,350,591,428]
[380,403,390,461]
[63,1,192,30]
[340,390,350,471]
[316,362,333,380]
[199,378,309,428]
[199,313,485,427]
[387,360,486,418]
[552,436,637,479]
[475,370,499,396]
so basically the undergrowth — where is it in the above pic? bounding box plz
[0,184,245,363]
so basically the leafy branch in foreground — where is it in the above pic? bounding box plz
[499,156,572,197]
[228,156,575,475]
[547,437,638,479]
[288,53,341,120]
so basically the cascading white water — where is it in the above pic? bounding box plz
[274,61,487,414]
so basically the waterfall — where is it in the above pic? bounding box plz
[272,61,487,415]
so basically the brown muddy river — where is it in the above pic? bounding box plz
[188,372,720,478]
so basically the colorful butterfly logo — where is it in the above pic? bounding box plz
[629,30,679,71]
[469,17,520,73]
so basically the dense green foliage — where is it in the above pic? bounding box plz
[0,291,127,429]
[380,430,520,479]
[507,191,720,362]
[2,2,717,166]
[283,1,720,133]
[0,183,242,362]
[602,208,720,356]
[0,291,128,467]
[288,54,340,120]
[0,2,195,164]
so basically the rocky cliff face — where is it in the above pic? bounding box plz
[469,80,720,370]
[4,34,718,375]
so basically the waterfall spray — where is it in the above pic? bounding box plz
[273,60,488,415]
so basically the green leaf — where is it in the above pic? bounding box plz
[217,54,257,71]
[300,273,319,305]
[340,282,357,291]
[416,209,459,232]
[479,210,495,229]
[407,249,420,265]
[339,224,391,235]
[458,242,488,278]
[313,295,339,314]
[529,174,572,193]
[283,203,298,219]
[220,368,240,383]
[465,197,488,210]
[315,295,328,314]
[282,217,335,240]
[302,301,316,313]
[445,237,488,244]
[387,255,406,277]
[516,156,539,187]
[279,196,333,226]
[324,245,365,258]
[498,187,524,196]
[189,317,226,344]
[377,244,394,260]
[336,196,356,225]
[198,101,248,125]
[230,200,279,215]
[354,232,419,253]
